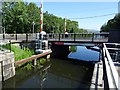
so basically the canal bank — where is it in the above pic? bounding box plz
[2,46,99,89]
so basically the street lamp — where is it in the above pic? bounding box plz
[32,21,35,36]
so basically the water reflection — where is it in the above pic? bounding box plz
[2,63,51,88]
[2,46,97,89]
[68,46,100,61]
[2,58,94,89]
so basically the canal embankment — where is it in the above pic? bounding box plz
[0,43,52,83]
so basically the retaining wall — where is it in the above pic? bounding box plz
[0,51,15,82]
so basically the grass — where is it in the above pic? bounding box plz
[2,44,48,70]
[2,44,34,61]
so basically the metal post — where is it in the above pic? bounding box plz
[92,33,94,42]
[2,27,5,40]
[59,34,60,41]
[15,31,17,40]
[74,33,76,41]
[9,40,11,52]
[32,21,35,37]
[26,33,28,49]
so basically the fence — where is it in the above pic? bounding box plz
[0,33,109,42]
[46,33,109,42]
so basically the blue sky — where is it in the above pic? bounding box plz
[36,2,118,31]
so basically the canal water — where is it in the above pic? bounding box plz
[2,46,99,89]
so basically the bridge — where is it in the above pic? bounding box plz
[0,32,109,43]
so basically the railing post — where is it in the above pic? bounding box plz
[26,33,28,42]
[92,33,94,42]
[3,27,5,40]
[15,33,17,40]
[59,34,60,41]
[9,40,11,52]
[3,33,5,40]
[74,33,76,41]
[26,33,28,48]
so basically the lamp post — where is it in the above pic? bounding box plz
[32,21,35,36]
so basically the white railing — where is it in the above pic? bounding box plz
[103,43,120,89]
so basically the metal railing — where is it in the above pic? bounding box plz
[102,43,120,89]
[0,33,109,42]
[46,33,109,42]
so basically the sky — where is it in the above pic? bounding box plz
[0,0,119,31]
[35,2,118,31]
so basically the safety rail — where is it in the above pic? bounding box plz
[0,33,109,43]
[46,33,109,42]
[102,43,120,89]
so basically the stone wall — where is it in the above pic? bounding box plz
[0,51,15,82]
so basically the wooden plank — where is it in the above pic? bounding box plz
[15,51,52,66]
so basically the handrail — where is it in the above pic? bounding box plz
[15,50,52,66]
[0,33,109,42]
[103,43,120,89]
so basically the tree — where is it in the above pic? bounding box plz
[2,2,87,34]
[100,13,120,32]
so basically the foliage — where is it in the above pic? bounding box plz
[2,2,40,33]
[23,62,33,70]
[2,2,87,34]
[38,58,47,65]
[100,13,120,32]
[3,44,34,61]
[69,46,77,52]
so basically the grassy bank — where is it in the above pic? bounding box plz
[3,44,48,70]
[3,44,34,61]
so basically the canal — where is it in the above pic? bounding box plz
[2,46,99,89]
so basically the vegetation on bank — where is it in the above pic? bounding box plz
[3,44,34,61]
[2,44,48,70]
[101,13,120,32]
[69,46,77,52]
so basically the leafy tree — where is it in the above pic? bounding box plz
[2,2,87,34]
[100,13,120,32]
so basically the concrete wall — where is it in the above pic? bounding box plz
[0,51,15,82]
[108,30,120,43]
